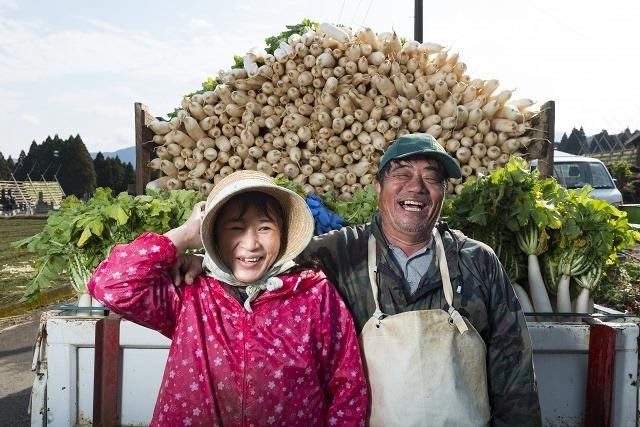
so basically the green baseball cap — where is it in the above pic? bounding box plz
[377,133,461,179]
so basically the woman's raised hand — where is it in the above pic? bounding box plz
[169,253,204,286]
[164,201,206,252]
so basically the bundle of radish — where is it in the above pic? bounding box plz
[542,187,639,315]
[145,20,539,199]
[448,158,563,318]
[446,158,640,320]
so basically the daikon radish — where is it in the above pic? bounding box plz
[574,264,602,315]
[318,22,350,43]
[146,176,171,191]
[492,118,519,133]
[144,25,540,199]
[516,224,553,315]
[509,98,535,111]
[148,158,163,170]
[148,119,171,135]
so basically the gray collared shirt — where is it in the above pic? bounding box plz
[388,239,434,295]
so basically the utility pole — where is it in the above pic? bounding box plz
[414,0,423,42]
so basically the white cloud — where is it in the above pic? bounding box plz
[82,18,127,35]
[19,114,39,124]
[87,104,130,120]
[85,125,134,154]
[0,0,638,159]
[187,18,213,32]
[0,15,269,86]
[0,88,21,104]
[0,0,17,10]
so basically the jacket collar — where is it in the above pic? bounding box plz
[369,215,466,304]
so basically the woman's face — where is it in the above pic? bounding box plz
[214,199,282,284]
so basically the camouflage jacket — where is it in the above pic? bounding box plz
[299,214,542,427]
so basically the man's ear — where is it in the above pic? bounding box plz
[374,178,382,197]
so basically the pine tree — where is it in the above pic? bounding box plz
[116,160,134,194]
[93,152,112,189]
[0,153,12,180]
[619,128,637,147]
[93,152,136,193]
[123,162,135,193]
[38,136,64,180]
[590,130,610,153]
[13,150,26,178]
[558,127,585,155]
[15,141,39,180]
[558,133,568,150]
[109,157,126,192]
[58,134,96,198]
[578,127,586,140]
[7,156,15,171]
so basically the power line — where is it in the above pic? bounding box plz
[337,0,346,23]
[351,0,364,27]
[361,0,374,26]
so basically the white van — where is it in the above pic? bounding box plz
[531,150,623,205]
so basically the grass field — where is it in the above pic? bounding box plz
[0,216,68,306]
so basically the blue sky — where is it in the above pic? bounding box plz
[1,0,638,159]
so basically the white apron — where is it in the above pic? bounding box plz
[360,230,491,427]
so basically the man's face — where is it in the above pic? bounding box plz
[375,156,446,244]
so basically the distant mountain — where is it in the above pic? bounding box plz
[91,146,136,167]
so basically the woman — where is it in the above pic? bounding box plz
[88,170,368,426]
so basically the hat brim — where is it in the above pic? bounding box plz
[393,149,462,179]
[200,172,314,269]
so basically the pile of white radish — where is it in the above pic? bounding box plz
[146,22,538,198]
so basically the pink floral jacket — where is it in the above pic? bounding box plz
[88,232,368,427]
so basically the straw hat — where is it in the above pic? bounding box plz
[200,170,314,266]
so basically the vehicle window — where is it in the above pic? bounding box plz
[553,163,587,189]
[588,162,614,189]
[552,162,614,189]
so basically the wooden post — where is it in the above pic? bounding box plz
[134,102,155,195]
[536,100,555,179]
[93,313,121,427]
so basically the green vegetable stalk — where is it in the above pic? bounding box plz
[448,157,563,316]
[573,264,603,314]
[13,188,204,302]
[516,223,553,314]
[544,186,640,314]
[68,253,92,294]
[555,249,590,313]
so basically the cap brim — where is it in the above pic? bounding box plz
[200,175,314,268]
[393,150,462,179]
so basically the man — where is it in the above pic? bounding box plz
[298,133,541,426]
[174,133,541,426]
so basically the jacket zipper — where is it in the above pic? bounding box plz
[241,311,247,427]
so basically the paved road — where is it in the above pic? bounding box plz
[0,310,44,427]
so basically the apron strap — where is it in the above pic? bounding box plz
[367,229,468,334]
[367,234,385,322]
[433,230,469,334]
